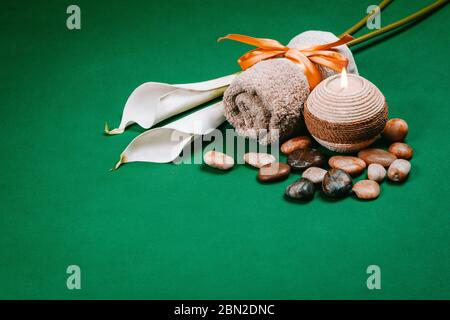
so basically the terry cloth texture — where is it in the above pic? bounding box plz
[223,30,359,145]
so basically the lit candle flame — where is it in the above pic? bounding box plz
[340,67,348,89]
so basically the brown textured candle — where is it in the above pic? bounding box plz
[304,71,388,153]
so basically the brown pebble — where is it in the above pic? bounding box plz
[367,163,386,182]
[204,151,234,170]
[388,142,413,160]
[358,148,397,167]
[383,118,408,142]
[280,136,311,154]
[302,167,327,184]
[352,180,380,200]
[244,152,276,168]
[388,159,411,182]
[329,156,366,175]
[258,163,291,182]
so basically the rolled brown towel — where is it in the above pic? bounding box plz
[223,30,359,145]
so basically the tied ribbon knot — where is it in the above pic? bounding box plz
[218,34,354,89]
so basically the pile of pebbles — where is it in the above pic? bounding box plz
[203,118,412,201]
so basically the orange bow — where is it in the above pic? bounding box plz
[218,33,353,89]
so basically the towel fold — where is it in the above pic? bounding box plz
[223,30,359,145]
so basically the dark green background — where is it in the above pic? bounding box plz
[1,0,449,299]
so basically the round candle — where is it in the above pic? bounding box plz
[304,71,388,153]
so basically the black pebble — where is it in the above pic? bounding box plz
[285,178,315,201]
[322,169,353,198]
[287,148,326,171]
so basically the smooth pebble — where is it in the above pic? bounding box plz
[383,118,408,142]
[388,159,411,182]
[329,156,366,175]
[367,163,386,182]
[388,142,413,160]
[203,151,234,170]
[281,136,311,154]
[322,169,353,198]
[244,152,276,168]
[258,163,291,182]
[287,148,326,171]
[302,167,327,184]
[358,148,397,167]
[352,180,380,200]
[285,178,315,201]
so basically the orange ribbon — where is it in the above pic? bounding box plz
[218,34,353,89]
